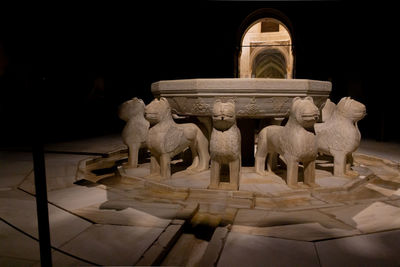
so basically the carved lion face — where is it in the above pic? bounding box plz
[291,96,320,128]
[337,97,366,122]
[212,100,236,131]
[118,97,145,121]
[145,97,171,125]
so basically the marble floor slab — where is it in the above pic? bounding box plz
[59,224,163,266]
[231,222,361,241]
[19,153,91,194]
[217,232,320,267]
[0,189,92,247]
[0,221,40,262]
[321,201,400,233]
[315,229,400,267]
[74,204,171,228]
[234,208,353,230]
[47,184,121,211]
[0,152,33,189]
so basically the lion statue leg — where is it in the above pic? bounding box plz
[187,142,199,171]
[267,152,278,172]
[303,160,319,187]
[209,160,220,189]
[183,125,210,172]
[126,143,140,168]
[345,154,359,177]
[255,128,268,176]
[194,129,210,171]
[228,158,240,190]
[331,150,346,177]
[160,154,172,179]
[149,156,160,177]
[286,156,299,188]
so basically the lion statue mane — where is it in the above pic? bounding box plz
[145,97,210,179]
[118,97,149,168]
[315,97,366,176]
[255,96,320,187]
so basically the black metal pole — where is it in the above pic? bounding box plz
[32,74,52,267]
[33,141,52,267]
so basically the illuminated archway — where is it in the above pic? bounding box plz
[236,10,294,79]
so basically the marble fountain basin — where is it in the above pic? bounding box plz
[151,78,332,118]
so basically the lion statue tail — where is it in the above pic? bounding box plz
[321,99,336,122]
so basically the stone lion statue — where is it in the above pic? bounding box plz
[145,97,210,179]
[255,96,320,188]
[118,97,149,168]
[315,97,366,177]
[209,99,241,190]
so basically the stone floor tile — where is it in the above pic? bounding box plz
[136,224,184,266]
[0,153,33,188]
[315,229,400,267]
[49,249,93,266]
[99,198,183,219]
[200,227,229,267]
[0,189,92,247]
[231,222,361,241]
[321,201,400,233]
[164,170,210,189]
[0,256,39,267]
[357,139,400,163]
[19,153,90,194]
[234,208,353,230]
[217,232,320,267]
[47,185,121,211]
[313,185,387,204]
[74,204,171,228]
[316,176,352,187]
[60,224,163,266]
[0,221,40,261]
[161,233,208,267]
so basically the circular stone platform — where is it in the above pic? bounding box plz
[79,150,400,242]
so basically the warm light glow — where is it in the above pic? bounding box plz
[239,18,293,79]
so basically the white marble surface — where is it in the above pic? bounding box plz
[47,185,121,211]
[0,221,40,262]
[315,229,400,267]
[2,138,400,266]
[74,205,171,228]
[217,232,320,267]
[19,153,91,194]
[231,222,361,241]
[60,224,163,266]
[357,139,400,163]
[0,189,92,247]
[321,201,400,233]
[162,233,208,267]
[0,152,33,189]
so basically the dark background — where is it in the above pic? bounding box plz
[0,1,398,146]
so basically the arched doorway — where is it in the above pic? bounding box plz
[235,9,295,79]
[252,47,288,78]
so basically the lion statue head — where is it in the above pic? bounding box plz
[145,97,172,125]
[290,96,320,128]
[118,97,145,122]
[336,97,366,122]
[212,99,236,131]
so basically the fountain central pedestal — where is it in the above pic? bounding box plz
[151,78,332,165]
[151,78,331,118]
